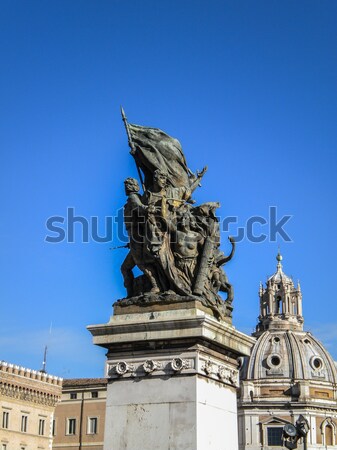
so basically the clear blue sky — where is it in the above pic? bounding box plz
[0,0,336,378]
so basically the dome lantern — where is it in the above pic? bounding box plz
[255,252,303,335]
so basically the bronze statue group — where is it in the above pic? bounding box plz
[118,113,234,319]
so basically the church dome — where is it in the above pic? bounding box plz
[244,329,337,384]
[238,253,337,450]
[240,252,337,390]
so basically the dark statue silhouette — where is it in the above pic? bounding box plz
[116,109,235,320]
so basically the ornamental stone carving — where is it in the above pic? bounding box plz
[203,360,214,375]
[218,366,238,386]
[114,361,134,376]
[143,360,162,373]
[170,357,189,372]
[218,365,230,381]
[107,357,194,378]
[200,359,238,386]
[0,383,59,407]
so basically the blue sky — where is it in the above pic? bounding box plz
[0,0,336,378]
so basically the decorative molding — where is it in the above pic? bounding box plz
[106,354,238,387]
[0,383,60,407]
[218,365,238,385]
[201,359,239,387]
[107,357,194,379]
[143,360,162,373]
[203,360,214,376]
[114,361,135,376]
[170,358,189,372]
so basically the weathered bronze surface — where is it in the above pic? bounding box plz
[117,109,235,320]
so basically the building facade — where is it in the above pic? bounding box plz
[238,253,337,449]
[53,378,107,450]
[0,361,62,450]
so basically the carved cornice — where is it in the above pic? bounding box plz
[0,382,61,407]
[201,358,239,387]
[107,357,190,378]
[238,401,337,414]
[106,353,239,388]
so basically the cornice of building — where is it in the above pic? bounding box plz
[238,403,337,414]
[0,382,61,407]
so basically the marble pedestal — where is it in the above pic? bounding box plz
[88,301,254,450]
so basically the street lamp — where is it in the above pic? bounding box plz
[283,415,310,450]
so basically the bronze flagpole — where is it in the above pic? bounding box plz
[120,106,145,192]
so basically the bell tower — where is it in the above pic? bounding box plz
[254,252,303,335]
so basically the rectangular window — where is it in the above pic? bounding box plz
[70,392,77,399]
[267,427,283,446]
[21,415,28,432]
[2,411,9,429]
[52,418,56,436]
[67,418,76,435]
[88,417,98,434]
[39,418,45,435]
[91,391,98,398]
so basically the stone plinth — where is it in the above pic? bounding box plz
[88,304,254,450]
